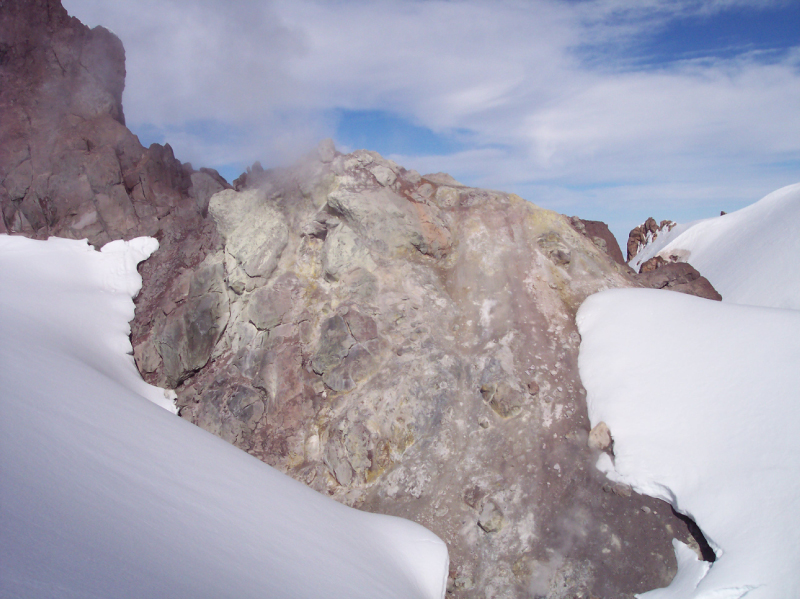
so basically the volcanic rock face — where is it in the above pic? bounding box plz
[0,0,225,263]
[130,144,698,597]
[3,2,708,597]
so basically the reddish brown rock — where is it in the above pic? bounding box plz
[569,216,626,265]
[0,0,230,251]
[640,255,668,273]
[627,217,676,262]
[636,262,722,301]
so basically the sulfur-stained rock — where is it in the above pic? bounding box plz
[208,188,289,292]
[246,273,301,332]
[478,501,505,533]
[3,4,707,593]
[321,222,377,281]
[136,143,700,599]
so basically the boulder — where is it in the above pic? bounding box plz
[636,261,723,301]
[135,145,700,598]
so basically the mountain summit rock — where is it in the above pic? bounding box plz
[130,142,703,597]
[2,1,714,597]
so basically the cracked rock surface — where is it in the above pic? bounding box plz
[133,145,699,598]
[3,3,711,596]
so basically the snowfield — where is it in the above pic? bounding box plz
[629,183,800,310]
[579,183,800,598]
[0,235,448,599]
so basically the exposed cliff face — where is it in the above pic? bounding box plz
[2,2,711,597]
[0,0,227,275]
[128,144,701,597]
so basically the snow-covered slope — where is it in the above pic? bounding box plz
[629,183,800,310]
[0,235,448,599]
[578,289,800,598]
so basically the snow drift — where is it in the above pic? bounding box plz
[629,183,800,310]
[0,235,448,599]
[578,289,800,598]
[579,180,800,599]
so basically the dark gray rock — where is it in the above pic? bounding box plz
[156,256,229,386]
[312,315,357,376]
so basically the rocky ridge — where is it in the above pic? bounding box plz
[1,2,717,598]
[626,217,676,263]
[131,143,706,598]
[0,0,227,297]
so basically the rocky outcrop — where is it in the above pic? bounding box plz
[4,2,711,597]
[627,217,676,262]
[636,261,722,301]
[569,216,626,265]
[128,142,702,598]
[628,227,723,301]
[0,0,227,262]
[1,0,230,389]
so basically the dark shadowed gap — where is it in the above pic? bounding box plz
[671,506,716,563]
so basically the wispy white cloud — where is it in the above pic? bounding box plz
[63,0,800,238]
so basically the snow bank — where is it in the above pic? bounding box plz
[0,235,175,412]
[629,183,800,310]
[0,235,448,599]
[577,288,800,599]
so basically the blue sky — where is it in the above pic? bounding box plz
[64,0,800,247]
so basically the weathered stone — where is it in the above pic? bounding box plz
[481,381,524,418]
[636,262,722,301]
[370,164,396,187]
[190,170,228,216]
[0,1,205,245]
[627,217,676,262]
[311,315,356,375]
[343,308,378,342]
[477,501,505,533]
[156,256,229,386]
[640,255,668,272]
[538,231,572,266]
[227,385,265,429]
[588,421,612,451]
[246,273,300,331]
[323,343,377,392]
[321,223,376,281]
[569,216,626,265]
[209,188,289,290]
